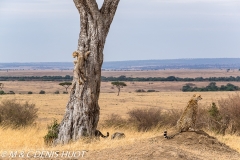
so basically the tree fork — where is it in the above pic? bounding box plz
[55,0,120,145]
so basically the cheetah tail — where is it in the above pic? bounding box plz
[163,131,175,139]
[101,132,109,138]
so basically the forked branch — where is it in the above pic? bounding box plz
[86,0,100,19]
[100,0,120,31]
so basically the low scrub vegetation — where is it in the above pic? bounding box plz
[103,114,127,129]
[54,91,60,94]
[103,93,240,135]
[2,75,240,82]
[8,91,15,94]
[39,90,45,94]
[217,94,240,135]
[147,90,158,92]
[44,119,59,146]
[0,99,38,128]
[135,89,146,92]
[0,90,5,95]
[128,108,162,131]
[182,82,239,92]
[103,108,176,131]
[101,75,240,82]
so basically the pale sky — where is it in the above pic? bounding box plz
[0,0,240,62]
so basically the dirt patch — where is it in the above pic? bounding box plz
[82,130,240,160]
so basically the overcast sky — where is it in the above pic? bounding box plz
[0,0,240,62]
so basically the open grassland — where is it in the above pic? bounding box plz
[1,69,240,78]
[1,69,240,158]
[0,92,236,124]
[0,92,240,154]
[2,81,240,94]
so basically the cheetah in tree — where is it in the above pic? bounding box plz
[164,94,202,139]
[72,50,91,85]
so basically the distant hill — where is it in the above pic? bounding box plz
[0,58,240,70]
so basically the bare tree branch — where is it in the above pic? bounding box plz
[86,0,100,19]
[74,0,100,19]
[100,0,120,33]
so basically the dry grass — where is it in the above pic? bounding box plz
[0,125,240,154]
[0,126,161,152]
[209,131,240,153]
[0,92,240,153]
[0,92,236,125]
[2,81,240,94]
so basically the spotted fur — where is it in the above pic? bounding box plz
[164,94,202,139]
[111,132,125,140]
[95,130,109,139]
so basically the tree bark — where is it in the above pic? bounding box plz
[117,86,120,96]
[55,0,120,144]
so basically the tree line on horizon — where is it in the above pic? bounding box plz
[182,82,239,92]
[1,75,240,82]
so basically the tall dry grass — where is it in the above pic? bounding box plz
[0,125,240,154]
[0,92,240,154]
[0,126,162,152]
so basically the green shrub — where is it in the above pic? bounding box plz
[39,90,45,94]
[208,102,220,119]
[63,91,68,94]
[182,82,239,92]
[44,120,59,146]
[0,90,5,95]
[28,91,33,94]
[0,99,38,128]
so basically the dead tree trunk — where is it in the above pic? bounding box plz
[55,0,120,144]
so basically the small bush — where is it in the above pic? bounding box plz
[218,93,240,135]
[44,120,59,146]
[28,91,33,94]
[0,90,5,95]
[127,108,162,131]
[102,114,127,128]
[8,91,15,94]
[161,109,183,127]
[147,90,156,92]
[102,108,182,132]
[135,89,146,92]
[54,91,60,94]
[63,91,68,94]
[39,90,45,94]
[0,99,38,128]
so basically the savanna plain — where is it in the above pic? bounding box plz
[0,69,240,159]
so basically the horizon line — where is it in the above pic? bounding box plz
[1,57,240,63]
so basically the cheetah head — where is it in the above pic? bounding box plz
[72,51,79,58]
[192,94,202,102]
[72,51,84,59]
